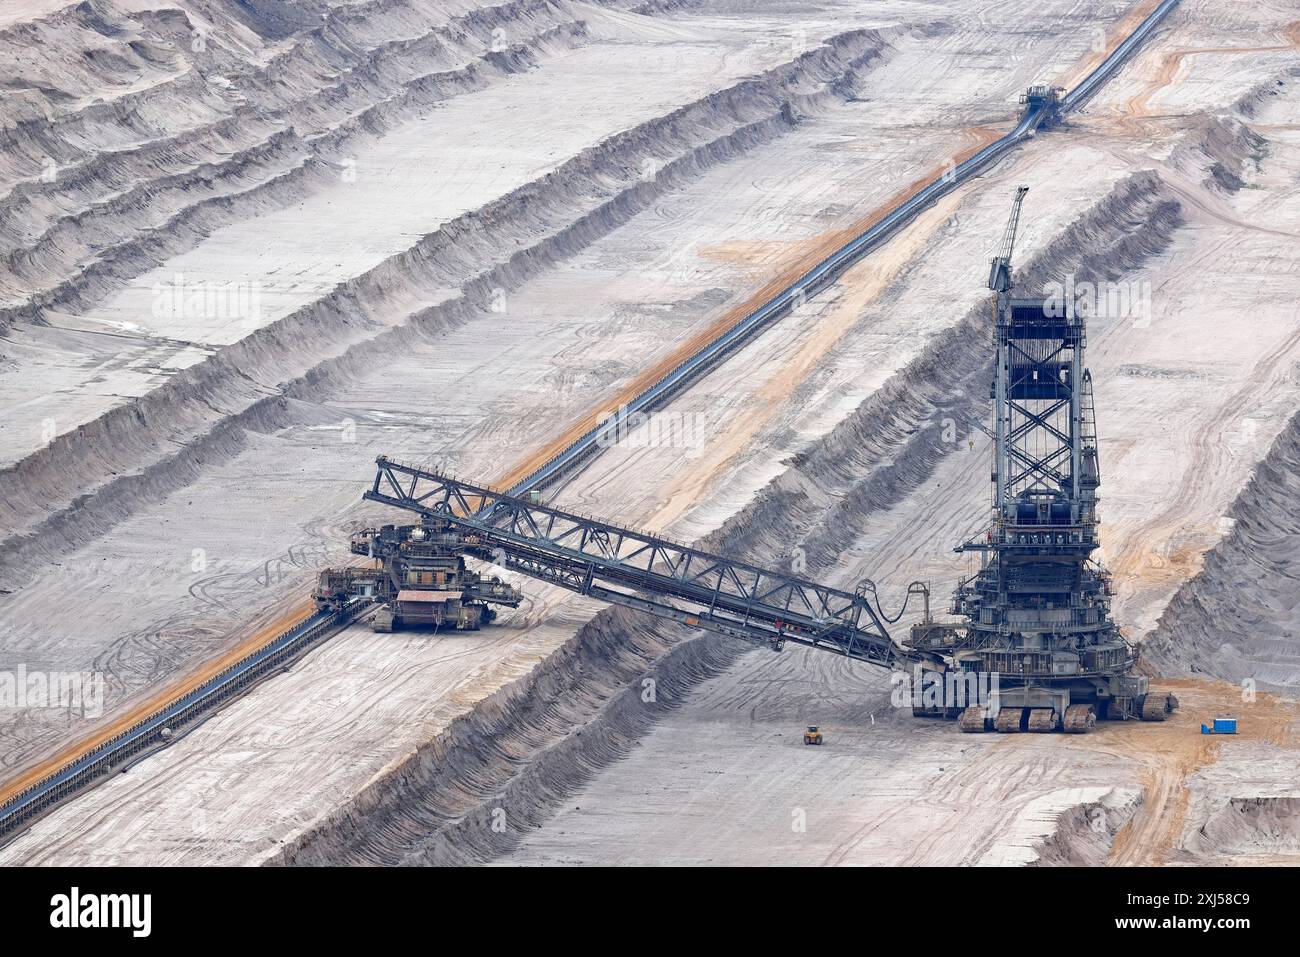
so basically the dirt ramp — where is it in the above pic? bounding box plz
[1171,116,1267,192]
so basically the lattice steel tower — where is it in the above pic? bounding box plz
[909,187,1178,732]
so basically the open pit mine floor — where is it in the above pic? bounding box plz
[1,0,1299,880]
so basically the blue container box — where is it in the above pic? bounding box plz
[1201,717,1238,734]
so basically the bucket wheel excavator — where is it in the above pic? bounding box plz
[320,188,1174,733]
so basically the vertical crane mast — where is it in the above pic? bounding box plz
[989,185,1030,543]
[988,185,1084,527]
[987,184,1029,295]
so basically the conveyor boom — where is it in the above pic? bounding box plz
[366,457,905,667]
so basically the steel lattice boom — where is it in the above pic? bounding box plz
[366,457,908,667]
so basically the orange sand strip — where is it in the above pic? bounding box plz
[0,603,314,806]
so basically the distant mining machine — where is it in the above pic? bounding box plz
[329,188,1174,734]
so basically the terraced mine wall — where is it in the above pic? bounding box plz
[0,28,895,592]
[1140,109,1299,693]
[0,0,599,328]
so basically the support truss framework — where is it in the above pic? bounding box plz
[366,457,905,668]
[995,301,1085,507]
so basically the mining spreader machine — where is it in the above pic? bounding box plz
[321,187,1176,734]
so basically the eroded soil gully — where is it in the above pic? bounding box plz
[1029,790,1143,866]
[274,168,1184,866]
[0,29,893,589]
